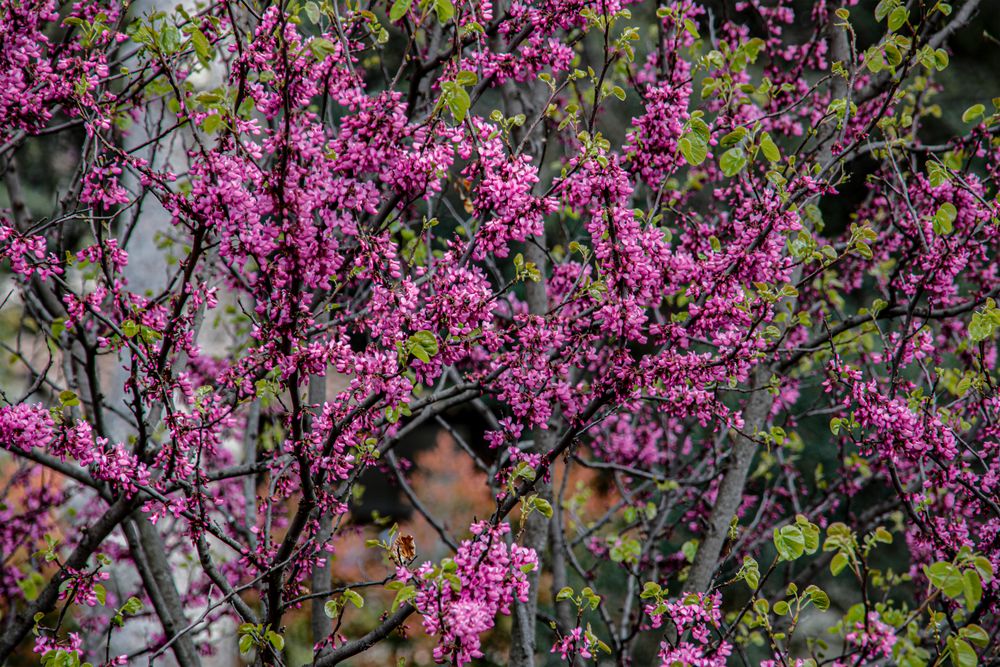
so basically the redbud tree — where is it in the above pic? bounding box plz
[2,0,1000,664]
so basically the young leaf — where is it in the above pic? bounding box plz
[950,638,978,667]
[343,589,365,608]
[720,147,747,177]
[389,0,413,21]
[679,134,707,166]
[773,524,806,561]
[434,0,454,22]
[759,133,780,163]
[962,104,985,123]
[887,6,908,31]
[933,202,957,235]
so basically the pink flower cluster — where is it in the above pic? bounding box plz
[0,404,149,497]
[33,631,83,656]
[844,611,897,661]
[33,631,126,667]
[550,627,601,662]
[0,0,123,143]
[402,521,538,664]
[461,119,556,259]
[850,380,958,463]
[648,592,732,667]
[0,224,63,281]
[0,403,54,452]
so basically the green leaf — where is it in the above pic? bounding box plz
[688,116,710,142]
[304,1,322,22]
[514,462,536,481]
[773,524,806,561]
[140,325,162,343]
[59,390,80,407]
[773,600,790,615]
[961,624,989,648]
[933,202,957,235]
[759,133,780,163]
[408,330,440,363]
[324,600,340,618]
[873,527,893,544]
[887,6,908,31]
[556,586,575,601]
[933,48,950,71]
[455,70,478,86]
[534,498,553,518]
[885,42,902,67]
[950,638,978,667]
[343,589,365,608]
[238,634,254,654]
[94,583,107,606]
[159,24,182,54]
[121,597,143,615]
[679,134,707,166]
[390,584,416,612]
[434,0,454,22]
[265,630,284,652]
[18,573,41,601]
[719,128,747,148]
[720,147,747,177]
[973,556,993,582]
[805,585,830,611]
[742,38,765,63]
[410,330,437,351]
[963,569,983,611]
[237,97,257,119]
[443,83,471,122]
[201,114,222,134]
[51,317,66,338]
[581,587,601,609]
[925,561,965,599]
[639,582,661,599]
[969,312,993,343]
[309,37,338,58]
[740,556,760,590]
[190,28,212,66]
[962,104,985,124]
[795,515,820,554]
[875,0,893,22]
[122,320,140,338]
[389,0,413,21]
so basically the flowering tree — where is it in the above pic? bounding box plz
[2,0,1000,664]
